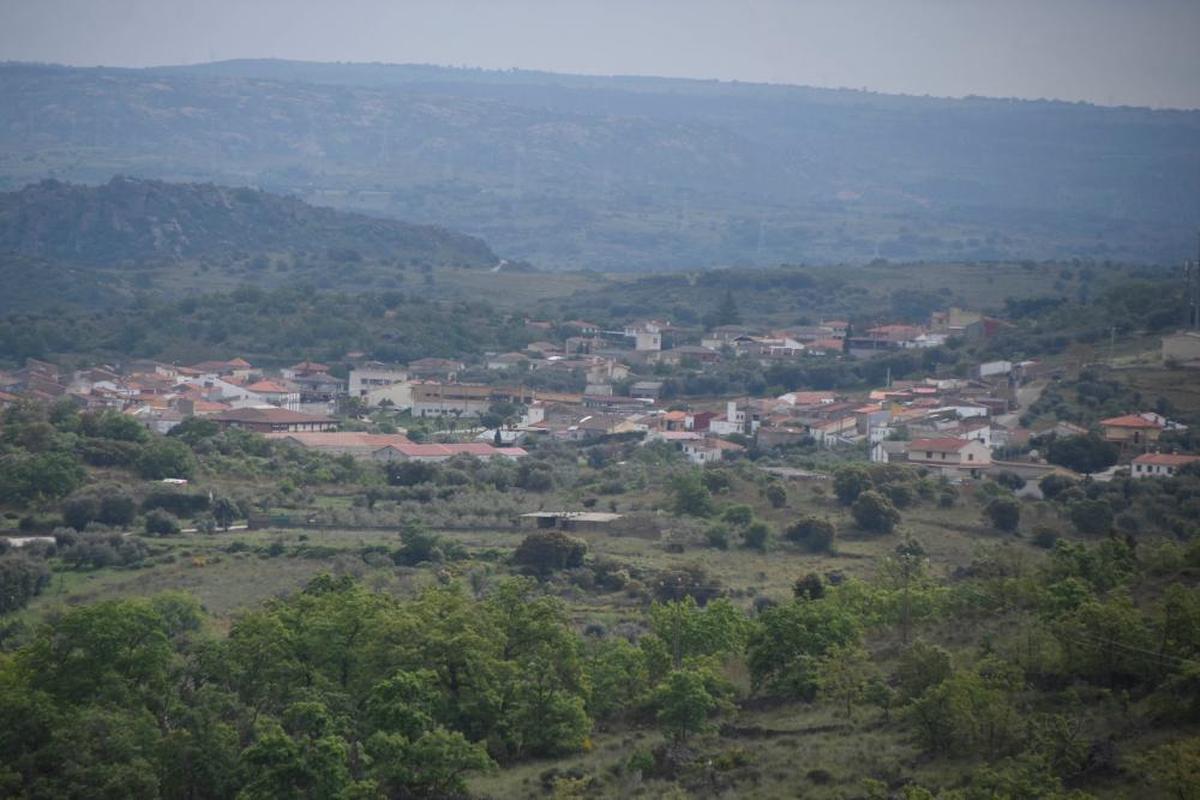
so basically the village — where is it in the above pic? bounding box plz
[2,303,1193,488]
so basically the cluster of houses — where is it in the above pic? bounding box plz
[1,302,1195,478]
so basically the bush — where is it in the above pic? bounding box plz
[793,572,825,600]
[983,496,1021,532]
[144,509,182,536]
[851,491,900,534]
[136,438,198,480]
[1032,525,1060,549]
[61,495,98,531]
[993,471,1026,491]
[652,564,722,605]
[142,491,210,516]
[513,530,587,574]
[392,523,451,566]
[742,521,770,552]
[785,516,836,552]
[94,493,134,527]
[386,460,440,486]
[704,525,730,550]
[670,472,714,517]
[515,461,556,492]
[765,483,788,509]
[0,554,51,613]
[1039,473,1077,501]
[833,466,872,506]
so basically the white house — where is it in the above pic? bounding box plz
[1131,453,1200,479]
[906,437,991,478]
[681,437,745,464]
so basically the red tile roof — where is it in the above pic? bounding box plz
[1133,453,1200,467]
[1100,415,1162,429]
[246,380,293,394]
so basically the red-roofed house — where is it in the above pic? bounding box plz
[1131,453,1200,479]
[1100,414,1163,452]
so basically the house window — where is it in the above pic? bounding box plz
[926,451,932,459]
[967,453,974,461]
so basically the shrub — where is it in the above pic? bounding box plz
[793,572,825,600]
[513,530,587,574]
[765,483,788,509]
[652,564,722,605]
[742,521,770,552]
[144,509,182,536]
[704,525,730,550]
[851,491,900,534]
[97,492,137,527]
[993,471,1026,491]
[142,490,210,516]
[833,466,872,506]
[1039,473,1077,501]
[983,496,1021,532]
[1032,525,1060,549]
[61,495,98,531]
[670,472,714,517]
[785,516,836,552]
[136,438,198,480]
[0,554,51,613]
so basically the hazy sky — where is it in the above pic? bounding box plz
[2,0,1198,108]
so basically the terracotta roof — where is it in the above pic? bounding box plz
[1100,415,1163,429]
[246,380,293,394]
[908,437,975,452]
[1133,453,1200,467]
[290,360,330,371]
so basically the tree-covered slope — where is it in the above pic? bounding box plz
[0,176,497,268]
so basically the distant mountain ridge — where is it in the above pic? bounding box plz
[1,60,1197,268]
[0,176,497,267]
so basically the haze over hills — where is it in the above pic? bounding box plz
[0,60,1197,269]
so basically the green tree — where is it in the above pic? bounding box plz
[513,530,587,575]
[136,437,197,480]
[765,482,787,509]
[747,599,861,698]
[656,668,718,741]
[670,471,714,517]
[852,490,900,534]
[984,496,1021,532]
[833,465,872,506]
[211,496,239,531]
[786,516,836,552]
[144,509,181,536]
[818,643,872,717]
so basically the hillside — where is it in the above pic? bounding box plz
[0,176,497,268]
[1,61,1197,269]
